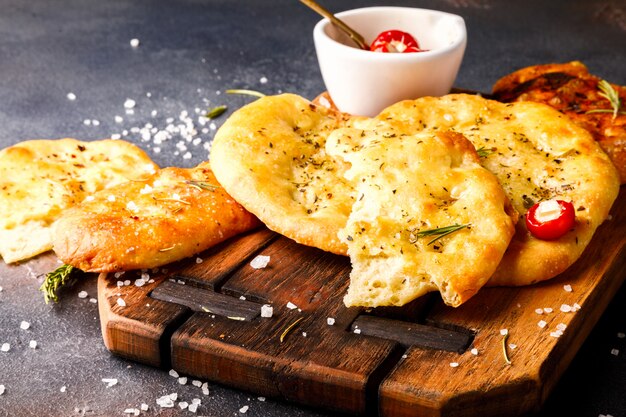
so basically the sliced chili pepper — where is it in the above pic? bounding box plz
[370,30,425,53]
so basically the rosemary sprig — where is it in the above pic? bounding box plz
[280,317,304,343]
[415,223,470,246]
[205,105,227,119]
[502,332,512,365]
[476,146,494,158]
[225,89,266,98]
[40,264,78,304]
[184,180,221,191]
[586,80,626,120]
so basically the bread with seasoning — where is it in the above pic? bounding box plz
[52,161,260,272]
[0,138,158,264]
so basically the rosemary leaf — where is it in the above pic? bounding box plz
[415,223,470,246]
[476,146,494,158]
[280,317,304,343]
[225,89,266,98]
[40,264,78,304]
[502,333,512,365]
[205,105,227,119]
[185,180,221,191]
[586,79,623,120]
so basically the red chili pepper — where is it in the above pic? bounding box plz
[370,30,425,53]
[525,199,576,240]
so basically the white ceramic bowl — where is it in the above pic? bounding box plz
[313,7,467,116]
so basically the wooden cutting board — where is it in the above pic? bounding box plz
[98,189,626,417]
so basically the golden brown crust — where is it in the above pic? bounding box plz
[52,162,260,272]
[0,138,158,263]
[492,61,626,183]
[378,94,620,286]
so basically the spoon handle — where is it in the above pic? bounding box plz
[300,0,369,50]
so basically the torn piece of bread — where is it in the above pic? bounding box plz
[327,128,517,307]
[379,94,620,286]
[0,138,158,264]
[52,162,260,272]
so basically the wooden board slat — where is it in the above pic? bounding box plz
[98,189,626,416]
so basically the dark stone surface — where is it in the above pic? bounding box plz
[0,0,624,416]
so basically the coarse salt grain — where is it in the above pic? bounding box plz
[1,343,10,352]
[556,323,567,331]
[20,321,30,330]
[286,302,298,310]
[611,348,620,356]
[192,398,201,405]
[250,255,270,269]
[123,409,139,416]
[258,397,266,402]
[327,317,335,326]
[202,382,209,396]
[169,369,179,378]
[188,403,198,413]
[195,257,203,264]
[618,332,625,339]
[450,362,459,368]
[89,298,98,304]
[508,343,517,350]
[156,395,175,408]
[140,403,149,411]
[470,348,479,355]
[500,329,508,336]
[29,340,37,349]
[535,308,544,315]
[179,401,189,410]
[260,304,273,318]
[0,385,4,395]
[107,195,116,202]
[260,76,268,84]
[550,331,562,338]
[102,378,118,388]
[560,304,572,313]
[538,320,548,328]
[67,92,77,101]
[117,298,126,307]
[178,377,188,385]
[78,291,88,299]
[239,405,249,413]
[130,38,140,47]
[60,386,67,393]
[124,99,136,109]
[563,284,573,292]
[543,307,553,313]
[353,328,361,334]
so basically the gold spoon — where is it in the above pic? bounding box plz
[299,0,369,50]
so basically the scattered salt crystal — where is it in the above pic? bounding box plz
[156,394,175,408]
[123,409,140,416]
[572,303,582,311]
[260,304,273,318]
[102,378,118,388]
[124,280,131,286]
[563,284,573,292]
[239,295,246,301]
[201,382,209,396]
[111,134,121,140]
[89,298,98,304]
[134,279,146,287]
[611,348,620,356]
[618,332,625,339]
[169,369,179,378]
[60,386,67,393]
[449,362,459,368]
[178,401,189,410]
[239,405,249,413]
[20,321,30,330]
[543,307,553,313]
[191,398,201,405]
[117,281,124,287]
[1,343,10,352]
[140,403,149,411]
[78,291,88,299]
[302,332,307,337]
[286,302,298,310]
[124,99,136,109]
[326,317,335,326]
[169,393,178,401]
[178,377,187,385]
[508,343,517,350]
[549,331,562,338]
[83,119,92,126]
[195,257,203,264]
[130,38,140,48]
[500,329,508,336]
[258,397,266,402]
[535,308,544,315]
[353,328,361,334]
[250,255,270,269]
[443,113,453,122]
[538,320,547,328]
[0,385,4,395]
[92,120,100,126]
[0,286,3,292]
[470,348,479,355]
[29,340,37,349]
[67,92,77,101]
[188,403,198,413]
[260,76,268,84]
[560,304,572,313]
[117,298,126,307]
[556,323,567,331]
[115,115,124,123]
[192,380,202,387]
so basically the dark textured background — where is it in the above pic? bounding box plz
[0,0,624,416]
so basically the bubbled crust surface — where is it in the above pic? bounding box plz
[0,138,158,263]
[379,94,620,286]
[52,162,260,272]
[492,61,626,184]
[327,129,516,307]
[210,94,355,255]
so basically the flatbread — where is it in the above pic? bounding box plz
[210,93,354,255]
[52,162,260,272]
[327,129,516,307]
[379,94,620,285]
[492,61,626,183]
[0,138,158,263]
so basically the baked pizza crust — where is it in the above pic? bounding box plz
[52,162,260,272]
[0,138,158,263]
